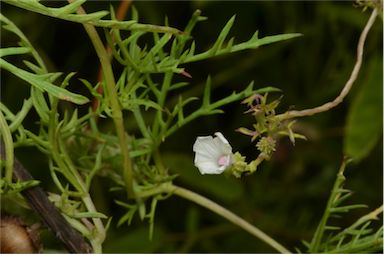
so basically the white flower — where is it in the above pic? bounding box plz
[193,132,233,174]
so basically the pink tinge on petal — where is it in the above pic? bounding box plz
[217,155,230,167]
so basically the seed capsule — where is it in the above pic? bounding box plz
[0,216,41,253]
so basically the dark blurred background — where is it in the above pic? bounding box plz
[1,1,382,252]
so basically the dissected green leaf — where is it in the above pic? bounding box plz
[31,87,50,123]
[232,33,302,52]
[3,0,180,34]
[23,60,44,74]
[54,0,87,16]
[0,59,89,104]
[8,98,33,132]
[0,47,30,57]
[202,76,212,108]
[65,12,109,23]
[71,211,108,219]
[184,32,301,63]
[122,98,162,111]
[210,15,236,54]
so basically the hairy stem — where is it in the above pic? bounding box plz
[277,9,378,120]
[69,0,135,197]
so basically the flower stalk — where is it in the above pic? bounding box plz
[172,185,291,254]
[136,183,291,254]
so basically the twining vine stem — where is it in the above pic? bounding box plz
[172,185,291,254]
[137,183,291,254]
[277,8,378,121]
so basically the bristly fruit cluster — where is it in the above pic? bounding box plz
[192,93,307,178]
[232,93,307,177]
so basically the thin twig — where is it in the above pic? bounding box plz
[116,0,132,22]
[0,144,92,253]
[277,9,378,121]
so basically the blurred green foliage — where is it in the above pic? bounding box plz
[345,56,382,161]
[1,1,382,253]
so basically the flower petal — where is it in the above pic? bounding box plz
[193,136,221,158]
[195,161,227,174]
[193,132,234,175]
[214,132,230,145]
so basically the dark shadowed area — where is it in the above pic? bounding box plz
[1,1,382,253]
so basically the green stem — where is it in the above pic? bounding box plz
[0,14,48,72]
[112,29,139,71]
[153,149,166,174]
[131,90,150,139]
[349,205,383,229]
[46,92,105,253]
[165,82,255,138]
[0,109,14,182]
[151,71,174,170]
[171,185,291,254]
[56,134,106,252]
[309,157,348,252]
[133,108,150,139]
[70,0,134,197]
[82,197,105,253]
[152,72,173,140]
[3,0,181,34]
[331,205,383,244]
[137,183,291,253]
